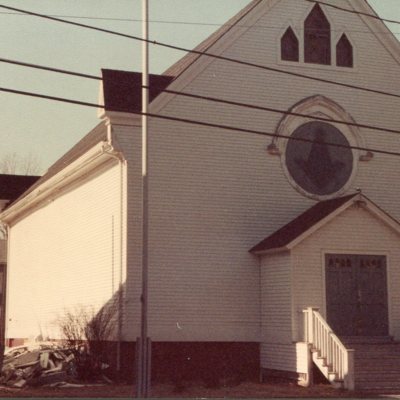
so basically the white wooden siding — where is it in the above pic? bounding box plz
[4,0,400,352]
[292,205,400,341]
[260,252,292,343]
[112,0,400,343]
[260,252,304,373]
[112,126,142,341]
[6,159,125,340]
[260,342,308,373]
[114,124,262,342]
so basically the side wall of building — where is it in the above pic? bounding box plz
[6,158,125,341]
[113,122,262,343]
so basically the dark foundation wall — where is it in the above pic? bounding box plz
[5,340,260,384]
[116,341,260,385]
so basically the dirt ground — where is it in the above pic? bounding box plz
[0,381,396,398]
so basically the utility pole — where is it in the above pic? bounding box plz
[136,0,150,397]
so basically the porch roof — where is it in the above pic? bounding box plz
[250,193,358,254]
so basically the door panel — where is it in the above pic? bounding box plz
[325,254,388,337]
[326,255,357,336]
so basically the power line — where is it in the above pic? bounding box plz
[0,57,100,81]
[0,10,223,25]
[2,56,400,137]
[1,3,400,101]
[306,0,400,26]
[1,9,399,35]
[1,85,400,158]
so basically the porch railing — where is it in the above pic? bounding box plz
[303,307,355,390]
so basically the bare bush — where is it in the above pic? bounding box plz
[84,304,116,344]
[56,304,117,380]
[57,306,87,349]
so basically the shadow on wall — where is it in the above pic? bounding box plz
[55,283,124,380]
[57,285,260,385]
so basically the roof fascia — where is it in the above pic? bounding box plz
[353,0,400,66]
[0,142,121,224]
[252,246,289,256]
[148,0,281,115]
[102,111,142,127]
[360,197,400,235]
[287,195,400,251]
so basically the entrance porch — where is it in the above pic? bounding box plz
[251,193,400,390]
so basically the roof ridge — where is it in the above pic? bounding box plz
[162,0,262,79]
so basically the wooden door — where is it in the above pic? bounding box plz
[325,254,388,336]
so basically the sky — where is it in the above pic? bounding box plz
[0,0,399,174]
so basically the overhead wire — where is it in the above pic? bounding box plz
[1,1,400,35]
[0,9,399,35]
[2,56,400,137]
[0,57,100,80]
[1,3,400,100]
[2,85,400,158]
[305,0,400,26]
[1,2,400,158]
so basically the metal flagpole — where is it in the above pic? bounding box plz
[136,0,150,397]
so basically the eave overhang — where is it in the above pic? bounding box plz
[0,142,122,225]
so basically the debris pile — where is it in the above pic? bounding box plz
[0,343,77,388]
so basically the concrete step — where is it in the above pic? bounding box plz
[356,385,400,391]
[349,341,400,390]
[341,336,394,345]
[355,362,400,373]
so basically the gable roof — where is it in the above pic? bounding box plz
[163,0,262,79]
[162,0,400,82]
[101,69,174,113]
[0,174,40,203]
[9,122,108,207]
[250,193,361,254]
[99,0,400,117]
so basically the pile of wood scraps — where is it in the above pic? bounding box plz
[0,344,76,388]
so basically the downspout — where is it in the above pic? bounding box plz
[104,124,125,373]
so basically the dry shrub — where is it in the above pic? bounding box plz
[56,303,116,380]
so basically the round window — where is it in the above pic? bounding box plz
[285,121,354,197]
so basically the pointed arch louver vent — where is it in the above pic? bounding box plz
[304,4,331,65]
[281,27,299,62]
[336,34,353,67]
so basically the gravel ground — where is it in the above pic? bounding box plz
[0,381,396,398]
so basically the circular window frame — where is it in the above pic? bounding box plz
[272,96,362,201]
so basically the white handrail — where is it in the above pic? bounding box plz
[303,307,354,390]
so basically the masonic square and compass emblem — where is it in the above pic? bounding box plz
[285,121,354,197]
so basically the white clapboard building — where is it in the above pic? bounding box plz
[2,0,400,390]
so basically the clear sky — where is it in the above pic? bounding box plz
[0,0,398,174]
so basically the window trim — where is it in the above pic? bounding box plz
[268,95,366,201]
